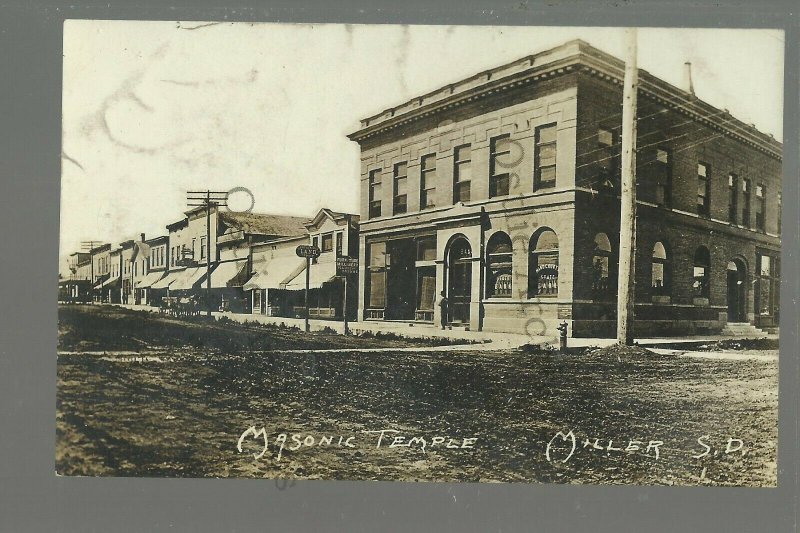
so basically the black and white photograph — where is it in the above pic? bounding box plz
[57,21,783,486]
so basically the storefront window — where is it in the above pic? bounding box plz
[592,233,612,297]
[486,232,513,298]
[651,241,669,296]
[528,229,559,297]
[367,242,386,309]
[693,246,710,298]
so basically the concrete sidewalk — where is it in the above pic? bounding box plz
[106,303,776,353]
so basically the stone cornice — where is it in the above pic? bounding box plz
[348,39,782,161]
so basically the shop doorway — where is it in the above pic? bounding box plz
[447,237,472,326]
[726,259,746,322]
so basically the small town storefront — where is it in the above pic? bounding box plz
[135,271,167,305]
[210,259,250,313]
[245,255,306,317]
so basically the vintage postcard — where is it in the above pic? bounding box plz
[58,21,782,485]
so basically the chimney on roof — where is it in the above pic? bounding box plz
[140,233,146,242]
[684,61,695,96]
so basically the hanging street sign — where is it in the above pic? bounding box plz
[296,245,321,259]
[336,257,359,276]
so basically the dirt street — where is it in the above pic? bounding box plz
[57,305,778,485]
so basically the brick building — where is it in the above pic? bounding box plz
[348,40,781,337]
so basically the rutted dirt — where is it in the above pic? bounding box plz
[56,305,778,485]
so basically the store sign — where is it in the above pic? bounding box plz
[336,257,359,276]
[296,245,321,259]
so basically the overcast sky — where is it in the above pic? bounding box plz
[60,22,784,268]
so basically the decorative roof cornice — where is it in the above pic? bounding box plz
[348,39,781,160]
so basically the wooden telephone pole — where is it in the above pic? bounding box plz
[188,190,228,317]
[617,28,638,346]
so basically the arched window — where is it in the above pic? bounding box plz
[528,229,559,298]
[592,233,612,296]
[486,232,513,298]
[693,246,711,298]
[652,242,669,296]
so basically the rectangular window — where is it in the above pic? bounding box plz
[368,169,382,219]
[336,232,343,257]
[393,162,408,214]
[489,135,511,198]
[742,179,751,228]
[728,174,738,223]
[596,127,618,192]
[755,184,766,231]
[367,242,387,309]
[416,267,436,311]
[777,192,782,234]
[420,153,437,209]
[321,233,333,252]
[654,148,672,207]
[200,237,207,260]
[534,124,557,190]
[453,144,472,203]
[416,238,437,262]
[697,162,710,216]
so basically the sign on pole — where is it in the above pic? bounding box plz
[296,245,320,332]
[296,245,321,259]
[335,257,358,277]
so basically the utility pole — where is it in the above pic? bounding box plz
[617,28,638,346]
[188,190,228,318]
[81,240,102,303]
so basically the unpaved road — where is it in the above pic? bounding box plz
[57,305,778,485]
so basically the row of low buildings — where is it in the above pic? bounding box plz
[59,207,360,320]
[61,40,782,337]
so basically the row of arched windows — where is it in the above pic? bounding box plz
[482,230,713,300]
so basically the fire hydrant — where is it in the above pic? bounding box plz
[556,321,569,353]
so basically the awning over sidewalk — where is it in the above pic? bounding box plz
[100,275,120,289]
[151,270,183,290]
[171,266,209,291]
[210,260,248,288]
[243,256,306,291]
[92,274,109,290]
[283,259,337,291]
[136,271,166,289]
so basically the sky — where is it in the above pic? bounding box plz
[60,22,784,271]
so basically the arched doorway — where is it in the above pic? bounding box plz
[447,237,472,326]
[726,259,746,322]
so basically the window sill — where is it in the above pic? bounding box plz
[651,295,671,304]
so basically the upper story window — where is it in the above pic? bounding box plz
[654,148,672,207]
[534,124,557,190]
[742,179,751,228]
[200,237,207,260]
[311,236,319,263]
[336,232,343,257]
[597,128,618,191]
[755,184,766,232]
[393,162,408,215]
[697,162,710,216]
[728,174,738,224]
[777,192,782,234]
[453,144,472,203]
[368,169,382,219]
[321,233,334,253]
[420,154,437,209]
[489,135,511,198]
